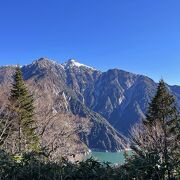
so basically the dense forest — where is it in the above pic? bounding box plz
[0,67,179,179]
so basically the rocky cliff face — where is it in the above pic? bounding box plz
[49,59,180,135]
[0,58,180,152]
[0,59,128,152]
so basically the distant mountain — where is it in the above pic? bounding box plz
[0,58,180,152]
[0,59,128,152]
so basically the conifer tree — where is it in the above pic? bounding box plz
[145,80,178,125]
[144,79,180,179]
[129,80,179,179]
[8,66,39,154]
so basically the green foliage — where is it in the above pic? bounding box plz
[1,150,177,180]
[0,151,124,180]
[2,66,39,154]
[1,72,179,179]
[130,79,180,179]
[123,152,166,179]
[145,80,178,125]
[146,80,180,178]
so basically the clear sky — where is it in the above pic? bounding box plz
[0,0,179,85]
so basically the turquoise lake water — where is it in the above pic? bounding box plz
[87,151,131,164]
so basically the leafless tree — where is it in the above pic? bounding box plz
[130,121,180,179]
[0,104,28,154]
[0,105,13,147]
[35,106,92,161]
[130,121,166,159]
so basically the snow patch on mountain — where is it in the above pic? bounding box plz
[63,59,96,70]
[118,96,125,105]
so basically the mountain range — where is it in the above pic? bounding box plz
[0,58,180,153]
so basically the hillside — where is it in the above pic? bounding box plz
[0,58,180,152]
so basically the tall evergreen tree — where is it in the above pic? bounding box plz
[8,66,39,154]
[129,80,179,179]
[144,79,180,179]
[145,80,178,125]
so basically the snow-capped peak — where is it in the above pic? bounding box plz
[63,59,95,70]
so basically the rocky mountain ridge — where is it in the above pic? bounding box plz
[0,58,180,152]
[0,59,128,152]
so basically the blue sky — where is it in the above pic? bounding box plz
[0,0,179,85]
